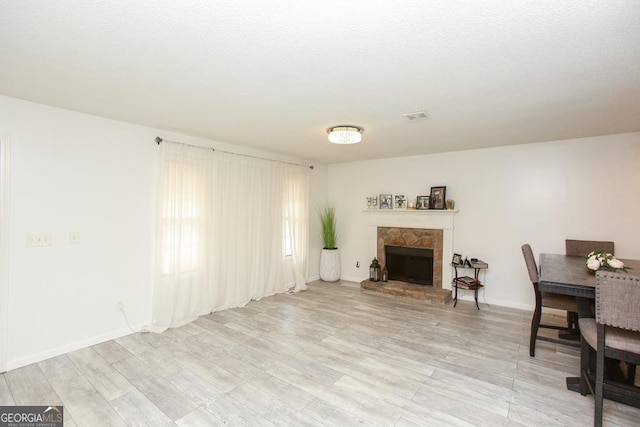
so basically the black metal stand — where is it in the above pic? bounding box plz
[452,262,487,310]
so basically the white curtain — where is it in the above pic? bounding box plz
[151,142,310,331]
[151,143,214,331]
[208,152,286,310]
[284,164,310,292]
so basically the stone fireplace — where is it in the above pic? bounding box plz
[360,209,457,303]
[378,227,442,288]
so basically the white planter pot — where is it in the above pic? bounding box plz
[319,248,341,282]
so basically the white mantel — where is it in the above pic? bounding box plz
[365,209,458,290]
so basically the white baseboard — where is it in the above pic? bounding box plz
[5,323,145,372]
[453,289,534,311]
[308,275,363,284]
[338,275,363,283]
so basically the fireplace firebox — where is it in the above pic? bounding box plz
[385,245,434,286]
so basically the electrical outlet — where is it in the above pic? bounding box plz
[116,298,124,310]
[356,261,360,268]
[69,231,80,244]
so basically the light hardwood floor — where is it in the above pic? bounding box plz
[1,280,639,426]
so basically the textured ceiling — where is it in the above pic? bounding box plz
[1,1,639,163]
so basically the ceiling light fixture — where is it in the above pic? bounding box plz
[327,125,363,144]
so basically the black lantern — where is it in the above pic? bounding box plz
[381,265,388,282]
[369,258,381,282]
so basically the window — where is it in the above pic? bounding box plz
[157,152,208,276]
[160,189,201,275]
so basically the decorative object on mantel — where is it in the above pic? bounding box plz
[318,204,341,282]
[446,199,455,210]
[586,250,630,273]
[369,258,381,282]
[394,194,407,210]
[429,186,446,209]
[366,196,378,209]
[416,195,430,210]
[327,125,363,144]
[379,194,392,209]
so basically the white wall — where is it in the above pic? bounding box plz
[328,132,640,309]
[0,95,325,371]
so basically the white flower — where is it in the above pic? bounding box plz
[585,250,629,272]
[608,258,625,269]
[587,257,602,271]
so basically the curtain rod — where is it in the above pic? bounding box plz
[155,137,314,169]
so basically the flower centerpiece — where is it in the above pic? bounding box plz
[586,250,630,273]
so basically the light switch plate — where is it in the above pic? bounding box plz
[26,232,52,247]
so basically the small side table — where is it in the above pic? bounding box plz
[451,260,488,309]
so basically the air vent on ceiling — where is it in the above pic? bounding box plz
[402,111,429,121]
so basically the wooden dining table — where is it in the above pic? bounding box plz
[538,253,640,395]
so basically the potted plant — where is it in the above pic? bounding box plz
[318,203,340,282]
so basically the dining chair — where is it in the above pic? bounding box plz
[521,244,579,357]
[579,271,640,427]
[565,239,615,257]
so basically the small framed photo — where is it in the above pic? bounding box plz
[416,196,430,210]
[379,194,393,209]
[452,253,462,265]
[429,186,447,210]
[394,194,407,210]
[366,196,378,209]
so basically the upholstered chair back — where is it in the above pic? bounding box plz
[566,239,615,257]
[596,271,640,331]
[521,244,539,285]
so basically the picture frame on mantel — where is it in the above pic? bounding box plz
[429,186,446,209]
[416,195,430,210]
[394,194,407,210]
[379,194,393,209]
[366,196,378,209]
